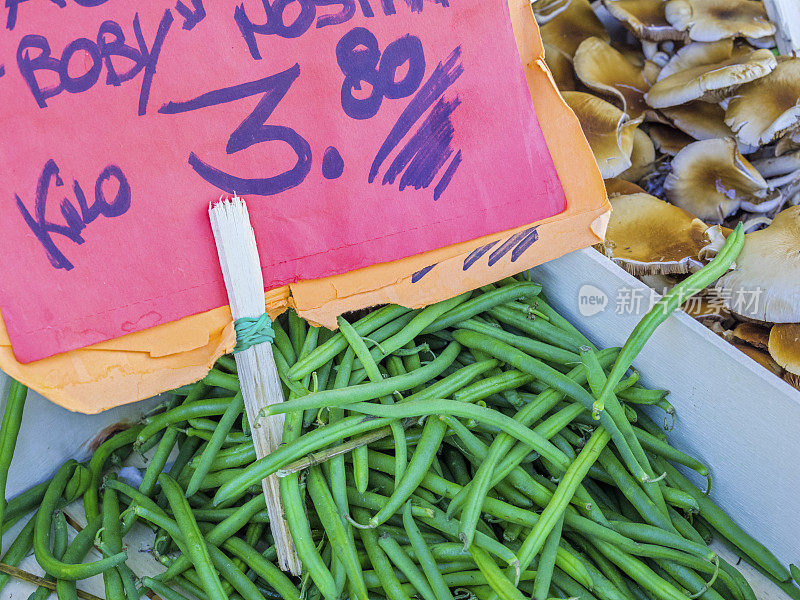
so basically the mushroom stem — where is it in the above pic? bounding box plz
[766,172,800,190]
[751,153,800,178]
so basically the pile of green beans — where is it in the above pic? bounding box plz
[1,224,798,600]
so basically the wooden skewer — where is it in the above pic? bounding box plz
[209,196,302,575]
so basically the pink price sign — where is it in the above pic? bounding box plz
[0,0,566,363]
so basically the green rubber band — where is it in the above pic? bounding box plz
[233,313,275,353]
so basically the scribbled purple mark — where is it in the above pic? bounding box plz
[411,263,436,282]
[463,227,539,271]
[370,45,463,201]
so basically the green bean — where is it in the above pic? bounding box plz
[101,482,138,600]
[534,515,564,600]
[273,319,297,365]
[159,492,268,582]
[288,305,411,380]
[308,465,368,600]
[404,359,500,404]
[3,479,49,534]
[594,541,690,600]
[202,368,240,392]
[346,487,432,518]
[633,428,708,476]
[169,435,204,484]
[34,461,126,580]
[28,511,67,600]
[207,544,266,600]
[592,224,743,419]
[488,306,585,352]
[267,341,461,415]
[137,399,234,447]
[223,537,301,600]
[458,319,581,365]
[634,410,668,442]
[140,426,181,497]
[579,348,669,520]
[354,508,413,600]
[196,442,257,473]
[288,310,307,357]
[367,416,448,527]
[0,516,35,595]
[517,428,611,572]
[142,577,195,600]
[607,521,713,561]
[662,487,700,513]
[656,457,790,582]
[54,515,106,600]
[551,567,601,600]
[403,501,455,600]
[187,393,245,497]
[421,282,542,334]
[214,413,398,505]
[451,329,641,489]
[159,473,227,600]
[469,546,527,600]
[598,451,673,533]
[568,534,633,600]
[329,347,356,520]
[378,533,438,600]
[617,387,669,405]
[0,380,27,549]
[281,408,338,600]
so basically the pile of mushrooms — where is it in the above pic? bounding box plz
[535,0,800,388]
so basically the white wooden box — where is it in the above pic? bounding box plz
[1,248,799,598]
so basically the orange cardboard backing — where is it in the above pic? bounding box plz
[0,0,609,413]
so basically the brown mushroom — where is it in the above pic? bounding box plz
[620,129,657,181]
[661,102,739,144]
[543,44,578,91]
[645,48,777,108]
[769,323,800,389]
[531,0,571,24]
[648,124,694,155]
[601,0,687,42]
[574,37,651,120]
[725,57,800,148]
[656,39,742,81]
[605,178,647,197]
[664,0,775,42]
[732,343,784,377]
[730,322,772,349]
[664,138,774,221]
[777,130,800,156]
[715,206,800,323]
[602,192,720,274]
[562,91,639,178]
[540,0,610,59]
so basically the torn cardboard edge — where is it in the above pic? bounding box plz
[0,0,611,413]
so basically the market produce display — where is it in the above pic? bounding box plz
[535,0,800,388]
[0,226,797,600]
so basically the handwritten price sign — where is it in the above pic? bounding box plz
[0,0,566,362]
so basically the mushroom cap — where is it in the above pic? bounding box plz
[732,343,784,377]
[715,206,800,322]
[605,178,647,197]
[664,0,775,42]
[602,0,687,41]
[682,290,733,321]
[642,59,662,85]
[730,322,771,349]
[603,192,718,274]
[648,123,694,155]
[563,91,639,178]
[574,37,650,120]
[661,102,736,142]
[777,130,800,156]
[769,323,800,385]
[656,39,740,81]
[620,128,657,181]
[725,57,800,147]
[664,138,770,222]
[544,44,578,91]
[540,0,609,58]
[644,49,777,108]
[532,0,571,24]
